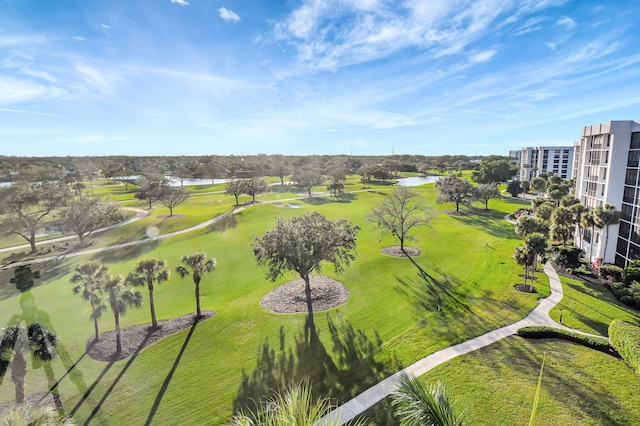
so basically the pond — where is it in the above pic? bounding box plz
[395,175,440,186]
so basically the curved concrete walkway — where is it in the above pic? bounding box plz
[319,263,581,425]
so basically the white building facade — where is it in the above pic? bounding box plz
[518,146,574,182]
[573,120,640,266]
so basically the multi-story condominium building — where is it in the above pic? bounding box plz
[518,146,574,182]
[573,120,640,266]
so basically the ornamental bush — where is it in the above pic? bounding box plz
[609,320,640,374]
[517,326,616,356]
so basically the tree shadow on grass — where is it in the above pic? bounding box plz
[329,192,358,203]
[90,240,159,264]
[233,313,396,419]
[301,197,332,205]
[395,253,472,325]
[450,206,519,240]
[144,317,200,425]
[207,212,240,233]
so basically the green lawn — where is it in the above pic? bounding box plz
[0,187,636,425]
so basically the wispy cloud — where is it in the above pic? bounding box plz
[0,76,63,105]
[469,50,497,64]
[100,24,110,29]
[218,7,240,23]
[557,16,577,29]
[171,0,190,6]
[73,36,86,42]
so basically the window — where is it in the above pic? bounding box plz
[628,150,640,168]
[623,186,636,204]
[625,168,638,186]
[622,203,634,222]
[619,221,631,239]
[631,132,640,149]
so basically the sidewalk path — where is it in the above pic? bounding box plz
[319,263,579,425]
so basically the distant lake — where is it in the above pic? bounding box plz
[396,176,440,187]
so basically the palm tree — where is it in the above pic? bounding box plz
[70,263,109,341]
[580,210,597,261]
[0,323,57,404]
[525,232,548,278]
[594,204,621,260]
[390,373,466,426]
[513,245,533,290]
[125,259,170,328]
[175,253,216,317]
[103,275,143,353]
[550,206,574,246]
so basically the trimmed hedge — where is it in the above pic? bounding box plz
[609,320,640,374]
[517,326,618,357]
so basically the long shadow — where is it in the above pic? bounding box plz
[233,313,393,419]
[207,212,240,233]
[144,317,200,425]
[39,344,92,406]
[301,196,331,205]
[69,359,117,418]
[90,239,158,263]
[81,329,156,425]
[450,207,520,240]
[396,253,472,324]
[329,192,357,203]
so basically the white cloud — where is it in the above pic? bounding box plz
[218,7,241,23]
[73,36,86,42]
[556,16,576,29]
[469,50,497,64]
[0,76,63,105]
[545,42,557,51]
[101,24,110,29]
[74,65,120,94]
[171,0,190,6]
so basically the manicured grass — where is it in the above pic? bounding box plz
[412,337,640,425]
[0,187,627,425]
[549,275,640,336]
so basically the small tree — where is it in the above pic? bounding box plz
[125,259,170,328]
[436,175,474,212]
[243,177,268,203]
[530,177,546,194]
[175,253,216,317]
[226,179,244,206]
[367,187,437,251]
[135,175,167,209]
[103,274,143,353]
[158,186,190,216]
[506,180,522,197]
[62,196,124,246]
[474,183,501,210]
[515,214,549,238]
[71,263,109,341]
[253,212,358,321]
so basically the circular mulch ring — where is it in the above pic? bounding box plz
[380,246,421,257]
[514,284,538,293]
[260,277,349,313]
[86,310,215,362]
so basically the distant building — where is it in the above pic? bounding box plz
[518,146,574,181]
[508,150,521,161]
[573,120,640,266]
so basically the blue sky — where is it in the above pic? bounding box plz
[1,0,639,157]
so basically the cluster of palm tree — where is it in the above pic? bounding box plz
[70,253,216,352]
[230,375,466,426]
[514,192,621,288]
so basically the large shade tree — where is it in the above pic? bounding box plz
[474,182,502,210]
[158,186,190,216]
[175,253,216,317]
[253,212,359,321]
[291,170,324,197]
[0,181,70,252]
[103,275,143,353]
[243,177,268,203]
[471,159,518,184]
[367,187,437,251]
[125,259,170,328]
[226,179,244,206]
[71,263,109,341]
[62,196,123,246]
[436,175,474,212]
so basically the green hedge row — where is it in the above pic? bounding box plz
[517,326,617,357]
[609,320,640,374]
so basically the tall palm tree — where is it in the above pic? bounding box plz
[391,373,466,426]
[70,263,109,341]
[580,210,597,261]
[513,245,532,290]
[550,206,574,246]
[103,275,143,353]
[175,253,216,317]
[125,259,170,328]
[594,204,621,260]
[0,323,57,404]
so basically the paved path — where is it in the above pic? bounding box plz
[319,263,582,425]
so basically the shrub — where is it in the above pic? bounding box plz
[609,320,640,374]
[517,326,617,356]
[597,264,624,282]
[549,246,583,270]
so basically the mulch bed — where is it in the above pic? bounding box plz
[260,277,349,313]
[380,246,421,257]
[86,311,215,362]
[514,284,538,293]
